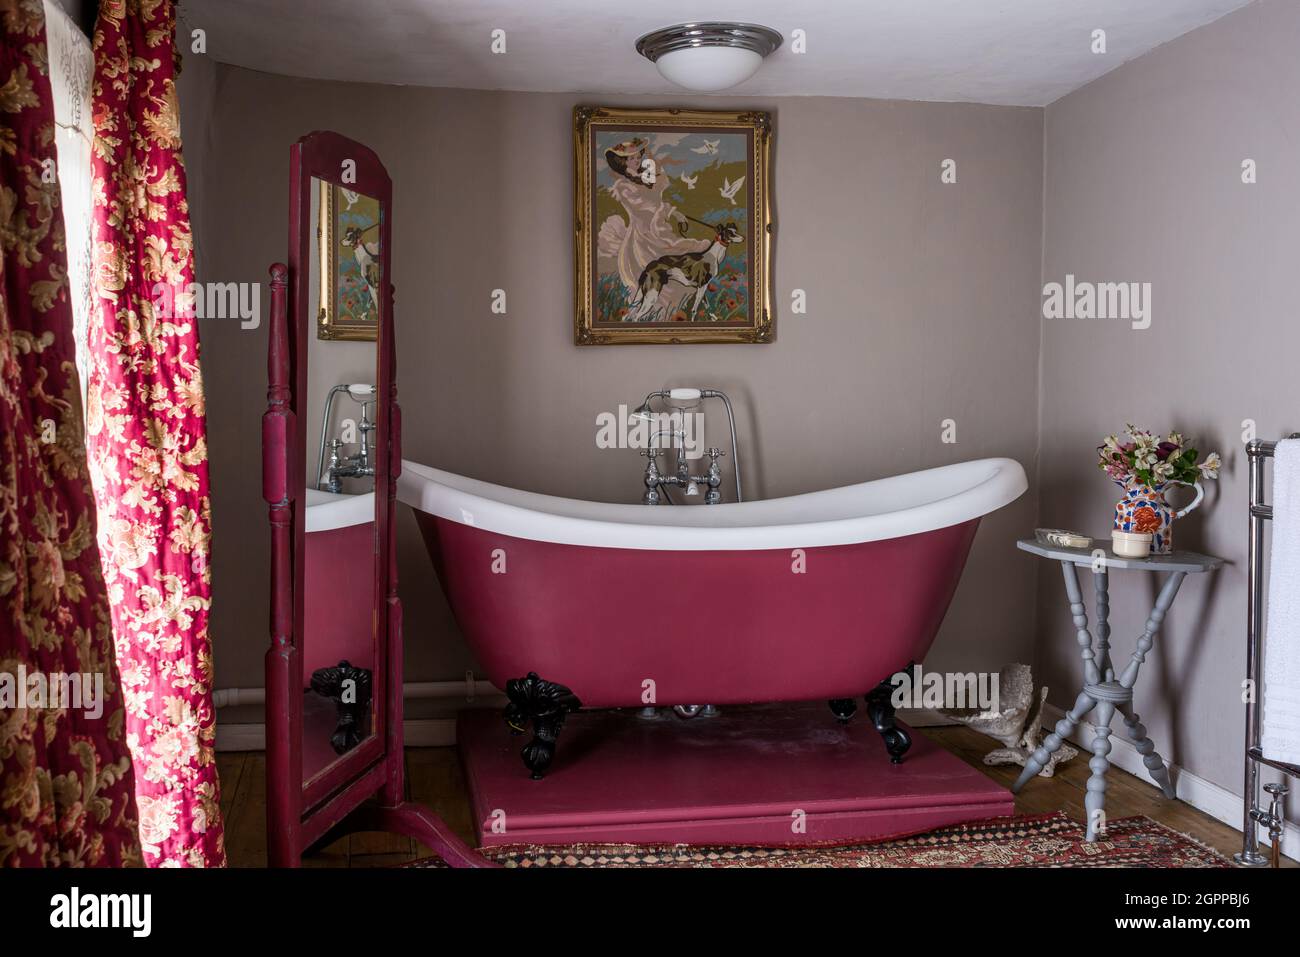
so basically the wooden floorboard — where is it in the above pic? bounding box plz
[216,752,244,824]
[220,724,1282,868]
[223,751,268,867]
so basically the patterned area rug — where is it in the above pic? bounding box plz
[404,812,1231,868]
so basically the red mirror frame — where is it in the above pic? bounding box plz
[263,130,487,867]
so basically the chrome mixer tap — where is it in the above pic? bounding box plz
[630,388,741,505]
[317,383,376,493]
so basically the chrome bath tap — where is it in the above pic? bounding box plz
[317,384,376,493]
[631,387,742,506]
[641,444,725,505]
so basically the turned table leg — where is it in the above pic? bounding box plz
[1094,567,1112,676]
[1117,571,1186,690]
[1014,690,1095,791]
[1061,561,1103,688]
[1116,702,1177,799]
[1014,561,1104,792]
[1085,700,1116,840]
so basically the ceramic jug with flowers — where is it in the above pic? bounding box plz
[1098,427,1221,554]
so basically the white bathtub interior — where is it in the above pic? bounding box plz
[398,458,1028,550]
[304,488,375,533]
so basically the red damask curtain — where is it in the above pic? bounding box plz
[86,0,223,866]
[0,0,140,866]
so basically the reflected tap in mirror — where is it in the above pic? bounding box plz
[317,382,376,493]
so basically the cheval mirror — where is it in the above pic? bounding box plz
[263,130,485,867]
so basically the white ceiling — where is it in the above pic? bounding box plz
[182,0,1255,106]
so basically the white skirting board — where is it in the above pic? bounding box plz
[1041,703,1298,863]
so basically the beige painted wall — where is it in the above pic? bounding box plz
[1038,0,1300,812]
[187,68,1044,697]
[178,50,217,281]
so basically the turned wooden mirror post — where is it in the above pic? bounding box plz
[263,130,487,867]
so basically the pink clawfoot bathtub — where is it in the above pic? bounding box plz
[399,458,1027,777]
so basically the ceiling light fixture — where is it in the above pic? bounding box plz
[635,22,783,92]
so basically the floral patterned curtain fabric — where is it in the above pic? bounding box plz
[0,0,141,867]
[86,0,223,866]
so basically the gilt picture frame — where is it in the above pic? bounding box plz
[574,106,773,345]
[317,179,381,341]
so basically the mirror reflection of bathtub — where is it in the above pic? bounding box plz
[302,488,375,781]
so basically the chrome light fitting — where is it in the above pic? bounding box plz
[635,22,782,92]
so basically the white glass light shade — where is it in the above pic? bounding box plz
[653,46,764,91]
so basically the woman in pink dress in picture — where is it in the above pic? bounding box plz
[596,137,699,320]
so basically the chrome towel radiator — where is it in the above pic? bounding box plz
[1236,437,1299,867]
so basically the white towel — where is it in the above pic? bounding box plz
[1263,439,1300,766]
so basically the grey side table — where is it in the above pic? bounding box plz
[1015,538,1224,841]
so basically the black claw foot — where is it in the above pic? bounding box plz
[309,660,372,755]
[828,698,857,723]
[504,672,581,779]
[866,672,912,764]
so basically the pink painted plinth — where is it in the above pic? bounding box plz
[459,703,1013,848]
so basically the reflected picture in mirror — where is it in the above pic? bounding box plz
[317,180,381,341]
[301,175,383,783]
